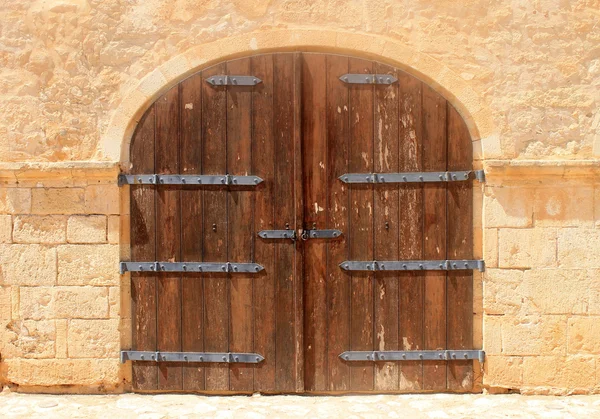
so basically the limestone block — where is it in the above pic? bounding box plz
[0,319,55,359]
[5,358,120,387]
[533,187,594,227]
[523,356,595,389]
[0,215,11,242]
[0,244,57,286]
[109,286,119,318]
[31,188,85,215]
[521,269,590,315]
[57,244,119,286]
[498,228,556,268]
[85,185,120,215]
[107,215,119,244]
[567,317,600,355]
[483,315,502,354]
[0,188,31,214]
[12,215,67,244]
[483,269,524,315]
[0,286,12,320]
[67,215,107,243]
[501,315,567,356]
[20,286,109,320]
[589,274,600,315]
[483,228,498,268]
[484,187,533,228]
[68,319,119,358]
[558,229,600,268]
[484,356,523,388]
[55,319,68,358]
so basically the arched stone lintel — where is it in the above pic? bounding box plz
[99,29,499,167]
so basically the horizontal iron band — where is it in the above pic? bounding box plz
[121,351,264,363]
[339,170,485,184]
[304,229,342,239]
[339,73,398,84]
[340,260,485,272]
[205,75,262,86]
[340,350,485,363]
[258,229,297,239]
[120,262,264,274]
[118,174,263,186]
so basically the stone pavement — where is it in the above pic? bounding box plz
[2,390,600,418]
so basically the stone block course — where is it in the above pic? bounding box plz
[0,286,11,320]
[57,244,119,286]
[533,187,594,227]
[567,317,600,355]
[85,185,120,215]
[558,229,600,268]
[0,215,11,243]
[0,188,31,214]
[68,319,120,358]
[484,356,523,388]
[13,215,67,244]
[484,187,533,228]
[19,286,109,320]
[0,319,56,359]
[0,244,57,286]
[67,215,107,243]
[498,228,557,268]
[523,356,596,389]
[501,315,567,356]
[31,188,85,215]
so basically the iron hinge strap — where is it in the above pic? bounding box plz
[339,170,485,184]
[120,262,264,274]
[205,75,262,86]
[120,351,264,363]
[340,350,485,363]
[340,260,485,272]
[339,74,398,84]
[118,174,263,186]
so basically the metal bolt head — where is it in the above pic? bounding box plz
[256,356,260,362]
[222,356,227,361]
[344,355,349,360]
[234,356,239,362]
[140,355,145,360]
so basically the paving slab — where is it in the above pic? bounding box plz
[2,390,600,418]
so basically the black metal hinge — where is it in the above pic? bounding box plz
[339,170,485,184]
[118,174,263,186]
[121,351,264,363]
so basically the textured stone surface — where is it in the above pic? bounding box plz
[67,215,107,243]
[67,319,119,358]
[533,187,594,227]
[85,185,119,215]
[3,392,600,417]
[523,356,596,390]
[0,215,11,243]
[568,317,600,355]
[484,356,523,389]
[5,359,120,387]
[558,229,600,268]
[57,245,119,286]
[0,245,57,286]
[484,187,533,228]
[19,287,109,320]
[501,315,567,356]
[0,189,31,214]
[1,320,56,359]
[498,228,557,268]
[31,189,84,215]
[12,216,67,244]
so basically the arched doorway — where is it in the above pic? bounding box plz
[122,52,483,393]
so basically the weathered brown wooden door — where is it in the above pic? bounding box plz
[127,52,476,393]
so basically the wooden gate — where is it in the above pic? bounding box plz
[124,52,482,393]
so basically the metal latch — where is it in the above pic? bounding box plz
[121,351,264,363]
[205,75,262,86]
[258,230,297,241]
[339,74,398,84]
[300,229,342,240]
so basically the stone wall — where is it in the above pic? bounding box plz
[0,0,599,394]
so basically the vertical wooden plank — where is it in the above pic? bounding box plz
[373,62,400,392]
[446,104,474,391]
[251,54,276,392]
[273,53,300,392]
[180,73,205,391]
[301,53,328,392]
[130,107,158,391]
[422,85,447,391]
[292,52,305,392]
[226,57,254,392]
[397,72,424,391]
[326,54,350,392]
[155,85,183,390]
[202,63,230,391]
[348,57,374,392]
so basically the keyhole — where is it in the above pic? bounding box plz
[312,222,316,229]
[385,221,389,230]
[285,223,290,230]
[212,223,217,232]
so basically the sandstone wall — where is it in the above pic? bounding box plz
[0,0,599,394]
